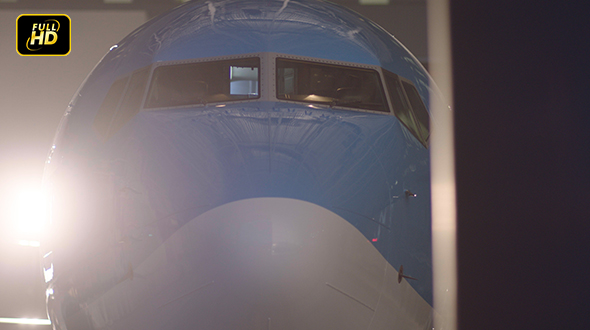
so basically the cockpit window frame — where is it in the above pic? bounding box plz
[383,69,430,148]
[143,54,263,111]
[93,52,431,147]
[274,56,390,113]
[93,65,151,141]
[267,53,394,115]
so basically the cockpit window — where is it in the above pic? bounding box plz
[145,57,260,109]
[92,66,150,141]
[401,80,429,142]
[93,76,128,140]
[383,70,430,147]
[110,67,150,134]
[276,58,388,112]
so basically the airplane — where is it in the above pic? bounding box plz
[40,0,440,328]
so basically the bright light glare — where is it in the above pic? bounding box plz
[44,263,54,283]
[13,187,47,235]
[0,317,51,325]
[17,240,41,247]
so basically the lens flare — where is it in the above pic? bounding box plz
[0,318,51,325]
[12,186,48,237]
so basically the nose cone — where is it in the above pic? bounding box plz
[121,198,388,329]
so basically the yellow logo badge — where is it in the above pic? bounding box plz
[17,14,71,56]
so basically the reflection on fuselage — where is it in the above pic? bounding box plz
[41,0,441,329]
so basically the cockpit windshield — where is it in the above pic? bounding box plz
[145,57,260,109]
[276,58,388,112]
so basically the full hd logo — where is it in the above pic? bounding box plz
[17,14,71,56]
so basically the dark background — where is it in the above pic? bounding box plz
[452,0,590,328]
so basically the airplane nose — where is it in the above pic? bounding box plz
[126,198,388,330]
[65,108,433,330]
[50,109,432,330]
